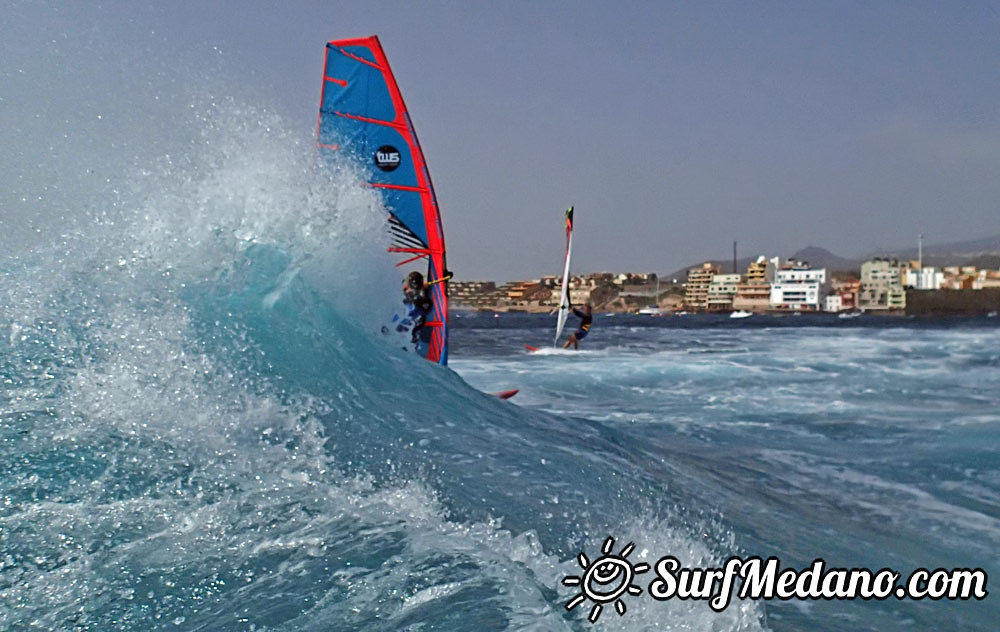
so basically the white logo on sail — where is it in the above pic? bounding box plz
[375,145,401,171]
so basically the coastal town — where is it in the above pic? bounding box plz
[450,254,1000,316]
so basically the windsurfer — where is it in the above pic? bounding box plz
[562,302,592,350]
[402,271,434,350]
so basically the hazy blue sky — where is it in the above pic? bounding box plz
[3,1,999,280]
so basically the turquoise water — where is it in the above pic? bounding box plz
[1,99,997,631]
[4,233,998,631]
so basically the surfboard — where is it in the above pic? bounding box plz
[524,345,539,353]
[318,36,450,365]
[382,301,430,354]
[492,389,519,400]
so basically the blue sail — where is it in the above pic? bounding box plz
[317,36,449,364]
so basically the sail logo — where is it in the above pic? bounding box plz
[374,145,401,171]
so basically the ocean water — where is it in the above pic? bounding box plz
[2,101,998,631]
[452,312,1000,630]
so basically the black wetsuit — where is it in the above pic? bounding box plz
[572,308,592,340]
[404,287,433,343]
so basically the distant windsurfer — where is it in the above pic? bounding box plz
[562,303,592,350]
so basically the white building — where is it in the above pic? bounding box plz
[706,273,741,311]
[975,270,1000,290]
[771,282,823,310]
[775,268,827,285]
[770,266,827,311]
[825,294,843,312]
[903,267,944,290]
[768,257,781,283]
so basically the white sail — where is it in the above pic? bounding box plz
[554,207,574,346]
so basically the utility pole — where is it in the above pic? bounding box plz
[918,234,924,290]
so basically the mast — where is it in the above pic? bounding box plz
[554,207,574,346]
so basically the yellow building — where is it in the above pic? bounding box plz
[684,263,720,311]
[745,256,769,284]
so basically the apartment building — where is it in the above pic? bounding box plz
[706,273,741,312]
[770,264,827,311]
[684,263,720,311]
[859,258,906,311]
[733,256,772,312]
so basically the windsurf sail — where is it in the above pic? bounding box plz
[553,206,574,347]
[317,36,450,364]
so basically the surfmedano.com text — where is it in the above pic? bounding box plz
[649,556,988,611]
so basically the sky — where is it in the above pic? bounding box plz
[2,1,999,280]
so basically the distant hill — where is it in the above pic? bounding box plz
[868,233,1000,267]
[664,247,858,282]
[789,246,857,272]
[664,233,1000,281]
[962,254,1000,270]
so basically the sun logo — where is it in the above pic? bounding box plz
[562,536,650,623]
